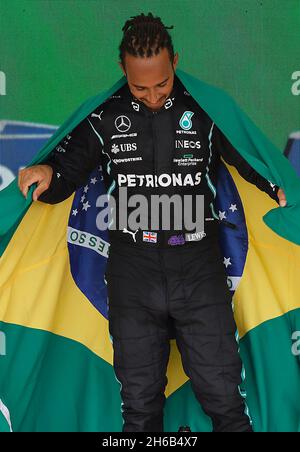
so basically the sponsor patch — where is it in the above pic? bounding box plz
[55,145,66,153]
[168,234,186,246]
[143,231,157,243]
[131,101,140,111]
[173,157,203,167]
[175,140,201,149]
[112,157,142,165]
[185,231,206,242]
[118,172,202,187]
[111,143,137,154]
[111,133,138,140]
[111,144,120,154]
[164,98,173,109]
[115,115,131,133]
[176,130,197,135]
[179,111,194,131]
[91,111,103,121]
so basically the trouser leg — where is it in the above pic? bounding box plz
[174,300,252,432]
[106,246,170,432]
[165,242,253,432]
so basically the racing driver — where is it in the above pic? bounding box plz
[18,13,286,433]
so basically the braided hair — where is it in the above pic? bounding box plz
[119,12,175,67]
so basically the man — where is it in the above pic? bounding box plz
[18,12,286,432]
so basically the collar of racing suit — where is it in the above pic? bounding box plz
[120,74,182,116]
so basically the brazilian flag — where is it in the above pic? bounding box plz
[1,70,300,432]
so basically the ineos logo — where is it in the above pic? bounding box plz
[115,115,131,133]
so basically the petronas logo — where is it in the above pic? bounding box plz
[179,111,194,130]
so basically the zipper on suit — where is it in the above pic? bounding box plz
[150,112,159,177]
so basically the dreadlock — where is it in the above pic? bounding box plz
[119,12,175,66]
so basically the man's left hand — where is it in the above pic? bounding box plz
[278,188,287,207]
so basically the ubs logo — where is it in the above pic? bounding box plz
[111,143,137,154]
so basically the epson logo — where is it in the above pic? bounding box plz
[175,140,201,149]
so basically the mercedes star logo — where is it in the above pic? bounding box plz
[115,115,131,133]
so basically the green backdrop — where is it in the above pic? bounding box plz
[1,0,299,149]
[0,0,300,433]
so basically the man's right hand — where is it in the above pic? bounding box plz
[18,165,53,201]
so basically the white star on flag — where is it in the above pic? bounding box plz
[82,201,91,211]
[98,165,102,172]
[223,257,232,268]
[90,177,97,184]
[83,185,89,193]
[80,195,86,203]
[72,209,78,216]
[229,204,238,213]
[219,211,227,221]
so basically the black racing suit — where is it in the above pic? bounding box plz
[39,74,279,432]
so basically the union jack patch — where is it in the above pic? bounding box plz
[143,231,157,243]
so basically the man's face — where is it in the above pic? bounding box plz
[119,48,179,112]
